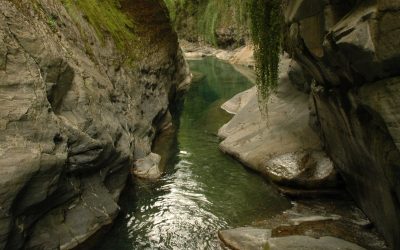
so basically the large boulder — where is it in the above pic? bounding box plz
[218,227,271,250]
[265,151,337,189]
[219,57,339,190]
[132,153,163,179]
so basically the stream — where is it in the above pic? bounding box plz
[98,57,291,249]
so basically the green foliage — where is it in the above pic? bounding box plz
[249,0,283,114]
[61,0,138,60]
[47,14,58,31]
[164,0,284,113]
[164,0,184,21]
[164,0,250,46]
[197,0,220,45]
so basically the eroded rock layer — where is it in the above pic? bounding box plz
[284,0,400,248]
[0,0,189,249]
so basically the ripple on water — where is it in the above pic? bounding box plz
[97,57,290,250]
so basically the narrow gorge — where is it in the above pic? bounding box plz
[0,0,399,250]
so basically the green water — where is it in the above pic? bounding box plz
[99,57,290,249]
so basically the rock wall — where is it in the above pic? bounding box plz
[284,0,400,248]
[0,0,189,249]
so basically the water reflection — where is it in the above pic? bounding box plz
[98,57,290,250]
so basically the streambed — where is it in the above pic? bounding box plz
[98,57,290,249]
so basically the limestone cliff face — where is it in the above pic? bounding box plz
[285,0,400,248]
[0,0,189,249]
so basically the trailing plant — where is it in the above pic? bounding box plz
[164,0,284,114]
[164,0,250,46]
[249,0,283,114]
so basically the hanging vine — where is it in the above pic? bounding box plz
[163,0,284,114]
[249,0,283,115]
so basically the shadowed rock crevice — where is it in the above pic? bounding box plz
[0,0,188,249]
[283,0,400,248]
[43,58,75,114]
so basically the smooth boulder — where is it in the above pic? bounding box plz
[219,57,339,190]
[219,227,271,250]
[132,153,162,179]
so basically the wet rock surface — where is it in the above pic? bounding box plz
[260,200,387,250]
[220,199,387,250]
[267,236,365,250]
[265,151,338,189]
[132,153,162,179]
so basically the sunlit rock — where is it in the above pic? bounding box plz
[219,56,339,190]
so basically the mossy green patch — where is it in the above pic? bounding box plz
[164,0,184,22]
[47,13,58,32]
[61,0,138,61]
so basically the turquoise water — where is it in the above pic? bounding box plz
[98,57,290,249]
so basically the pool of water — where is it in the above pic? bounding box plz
[98,57,290,250]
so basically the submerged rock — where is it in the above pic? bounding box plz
[219,221,373,250]
[248,200,386,250]
[132,153,162,179]
[266,236,365,250]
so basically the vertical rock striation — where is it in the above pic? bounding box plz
[0,0,189,249]
[284,0,400,248]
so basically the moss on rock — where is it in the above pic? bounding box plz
[61,0,138,60]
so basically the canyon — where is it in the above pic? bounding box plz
[0,0,399,249]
